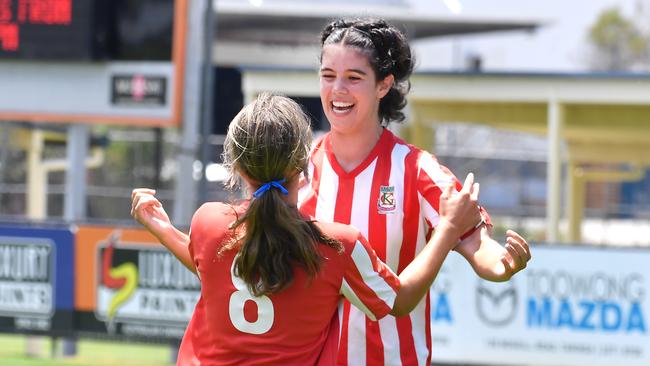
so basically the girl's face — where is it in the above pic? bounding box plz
[319,44,393,135]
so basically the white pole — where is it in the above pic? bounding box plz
[546,97,562,242]
[25,128,47,356]
[64,124,89,221]
[27,130,46,220]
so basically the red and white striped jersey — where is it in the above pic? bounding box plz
[299,129,487,366]
[178,201,401,366]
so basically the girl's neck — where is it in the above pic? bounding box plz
[330,124,384,173]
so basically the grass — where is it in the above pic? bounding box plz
[0,334,173,366]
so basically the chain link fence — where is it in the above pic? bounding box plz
[1,122,649,243]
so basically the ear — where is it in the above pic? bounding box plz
[376,74,394,99]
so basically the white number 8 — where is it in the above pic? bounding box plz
[228,256,274,334]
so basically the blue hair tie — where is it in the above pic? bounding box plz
[253,178,289,198]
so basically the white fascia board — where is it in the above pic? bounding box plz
[410,74,650,104]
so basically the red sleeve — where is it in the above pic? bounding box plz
[188,202,238,276]
[340,232,401,321]
[188,208,206,273]
[416,152,492,240]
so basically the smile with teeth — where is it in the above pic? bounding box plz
[332,101,354,114]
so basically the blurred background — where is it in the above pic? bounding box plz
[0,0,649,365]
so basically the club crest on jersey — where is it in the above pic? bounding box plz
[377,185,396,214]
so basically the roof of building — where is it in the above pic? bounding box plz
[215,1,541,45]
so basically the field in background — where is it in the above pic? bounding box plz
[0,334,172,366]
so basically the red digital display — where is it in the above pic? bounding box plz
[0,23,18,51]
[0,0,96,60]
[16,0,72,25]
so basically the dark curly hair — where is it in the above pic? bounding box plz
[320,18,415,125]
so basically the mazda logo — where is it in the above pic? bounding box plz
[475,281,518,327]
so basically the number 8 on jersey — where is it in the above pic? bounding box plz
[228,256,275,334]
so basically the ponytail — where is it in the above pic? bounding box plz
[228,188,340,297]
[221,93,342,297]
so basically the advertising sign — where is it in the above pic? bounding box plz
[75,226,198,342]
[0,0,187,127]
[0,225,74,335]
[111,74,167,106]
[430,245,649,366]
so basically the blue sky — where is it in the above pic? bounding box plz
[407,0,643,71]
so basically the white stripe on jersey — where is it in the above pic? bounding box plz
[419,152,455,189]
[378,315,401,365]
[340,279,376,321]
[385,143,410,271]
[315,155,338,223]
[337,301,345,345]
[413,192,433,366]
[415,194,430,264]
[350,158,377,237]
[411,293,430,366]
[347,306,367,365]
[350,242,397,310]
[420,193,440,228]
[298,160,315,204]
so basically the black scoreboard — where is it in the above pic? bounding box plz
[0,0,101,60]
[0,0,173,61]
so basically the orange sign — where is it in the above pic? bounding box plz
[74,225,160,311]
[74,225,198,340]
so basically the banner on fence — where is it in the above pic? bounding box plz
[0,225,74,336]
[74,226,198,342]
[430,245,649,366]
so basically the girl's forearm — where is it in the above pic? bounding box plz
[390,222,459,316]
[151,225,195,274]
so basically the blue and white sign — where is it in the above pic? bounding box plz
[0,225,74,335]
[430,245,649,366]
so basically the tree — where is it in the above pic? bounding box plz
[586,6,649,71]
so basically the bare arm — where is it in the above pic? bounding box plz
[455,223,531,283]
[390,222,464,316]
[131,188,196,274]
[390,174,480,316]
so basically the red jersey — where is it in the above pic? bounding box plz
[298,129,490,366]
[177,202,401,366]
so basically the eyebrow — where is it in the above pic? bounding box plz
[320,67,368,75]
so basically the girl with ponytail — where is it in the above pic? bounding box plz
[219,92,341,297]
[132,92,485,365]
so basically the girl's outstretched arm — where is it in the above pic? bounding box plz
[131,188,196,274]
